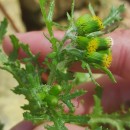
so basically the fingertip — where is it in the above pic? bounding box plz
[109,29,130,80]
[11,120,35,130]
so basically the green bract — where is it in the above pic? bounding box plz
[90,37,113,51]
[45,95,58,106]
[76,36,90,49]
[37,92,46,100]
[76,36,98,53]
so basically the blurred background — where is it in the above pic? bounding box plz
[0,0,130,129]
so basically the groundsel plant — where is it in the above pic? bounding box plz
[0,0,130,130]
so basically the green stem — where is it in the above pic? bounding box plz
[85,63,100,87]
[47,69,55,85]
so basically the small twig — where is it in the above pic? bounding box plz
[0,2,20,32]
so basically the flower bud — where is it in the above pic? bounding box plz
[87,52,112,68]
[86,38,98,53]
[47,52,57,58]
[95,37,113,50]
[76,36,90,49]
[76,36,98,53]
[45,95,58,106]
[49,84,62,96]
[37,93,46,100]
[75,14,104,35]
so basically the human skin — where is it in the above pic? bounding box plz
[2,29,130,130]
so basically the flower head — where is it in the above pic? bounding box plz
[86,38,98,53]
[75,14,104,35]
[97,37,113,50]
[102,53,112,68]
[92,16,104,30]
[76,36,98,53]
[86,52,112,68]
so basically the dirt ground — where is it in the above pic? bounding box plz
[0,0,130,130]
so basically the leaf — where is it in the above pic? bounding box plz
[89,115,125,130]
[47,0,55,22]
[23,112,50,124]
[89,111,130,130]
[67,12,71,21]
[94,126,103,130]
[46,122,67,130]
[62,114,90,125]
[9,35,38,64]
[39,0,47,21]
[0,50,8,64]
[9,35,20,61]
[20,43,34,57]
[52,22,68,30]
[92,95,103,116]
[47,0,55,38]
[81,62,101,87]
[115,112,130,128]
[74,72,90,85]
[92,63,116,83]
[95,85,103,98]
[71,0,75,20]
[89,95,130,130]
[92,126,109,130]
[87,126,103,130]
[64,47,85,59]
[0,18,8,43]
[61,89,86,112]
[39,0,53,37]
[62,99,74,112]
[103,4,125,26]
[88,3,96,16]
[12,85,28,95]
[62,89,86,100]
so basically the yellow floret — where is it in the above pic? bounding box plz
[93,16,104,30]
[103,54,112,68]
[87,39,98,53]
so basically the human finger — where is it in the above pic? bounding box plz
[109,29,130,80]
[2,31,64,63]
[73,75,130,115]
[3,30,130,80]
[70,29,130,80]
[11,120,35,130]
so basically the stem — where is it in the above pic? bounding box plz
[47,69,55,85]
[71,0,75,20]
[85,63,100,87]
[62,26,76,44]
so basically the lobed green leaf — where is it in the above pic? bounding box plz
[0,18,7,43]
